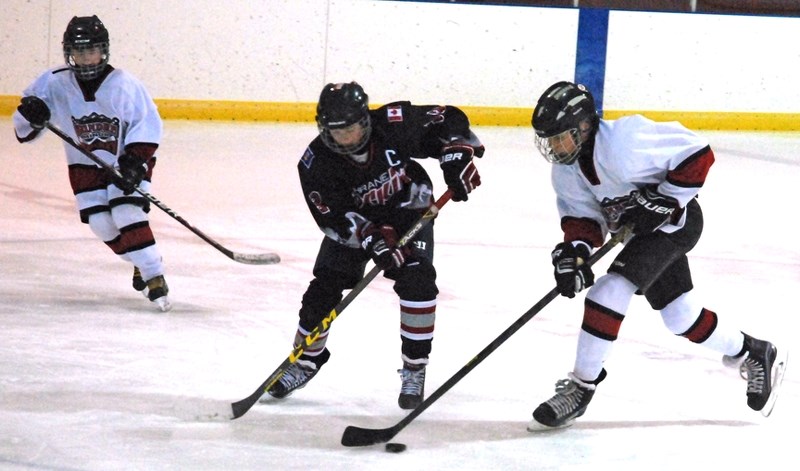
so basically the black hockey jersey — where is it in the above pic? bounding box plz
[298,101,480,247]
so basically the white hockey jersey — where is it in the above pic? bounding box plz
[552,114,714,247]
[13,66,162,168]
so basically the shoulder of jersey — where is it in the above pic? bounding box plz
[373,101,411,126]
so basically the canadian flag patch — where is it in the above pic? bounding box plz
[387,106,403,122]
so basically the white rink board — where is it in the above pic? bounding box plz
[0,0,798,112]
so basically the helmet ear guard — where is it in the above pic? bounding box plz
[531,81,598,164]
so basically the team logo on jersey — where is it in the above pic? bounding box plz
[72,113,120,155]
[387,106,403,123]
[300,147,316,169]
[352,166,407,207]
[600,194,638,232]
[424,106,446,127]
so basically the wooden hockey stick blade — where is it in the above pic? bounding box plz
[341,227,630,447]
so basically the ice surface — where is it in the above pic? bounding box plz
[1,119,797,470]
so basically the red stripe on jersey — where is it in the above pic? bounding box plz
[681,308,718,344]
[582,299,625,341]
[68,164,107,194]
[667,146,715,188]
[125,144,158,176]
[125,143,157,161]
[561,217,603,248]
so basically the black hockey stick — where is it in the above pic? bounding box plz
[45,123,280,265]
[229,189,454,419]
[340,226,632,447]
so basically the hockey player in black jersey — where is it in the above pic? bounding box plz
[260,82,484,409]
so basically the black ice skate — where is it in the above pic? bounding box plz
[132,266,146,292]
[398,363,426,410]
[725,333,789,417]
[145,275,171,312]
[527,369,607,432]
[260,349,329,402]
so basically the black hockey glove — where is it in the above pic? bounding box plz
[114,153,148,195]
[439,144,481,202]
[359,222,409,270]
[622,185,680,235]
[17,96,50,130]
[552,241,594,298]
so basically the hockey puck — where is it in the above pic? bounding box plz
[385,442,407,453]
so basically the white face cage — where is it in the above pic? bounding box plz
[534,128,581,165]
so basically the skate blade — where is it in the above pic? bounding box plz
[152,296,172,312]
[526,418,575,433]
[760,349,789,418]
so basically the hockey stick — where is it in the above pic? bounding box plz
[45,123,280,265]
[229,189,454,420]
[341,226,632,447]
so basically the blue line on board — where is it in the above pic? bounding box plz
[575,8,609,117]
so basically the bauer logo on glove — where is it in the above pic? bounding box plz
[623,185,681,235]
[439,144,481,202]
[633,191,676,216]
[440,151,467,163]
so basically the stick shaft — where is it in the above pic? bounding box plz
[230,189,454,419]
[340,227,629,446]
[45,123,279,265]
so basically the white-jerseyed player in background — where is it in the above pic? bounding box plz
[13,15,170,311]
[526,81,788,431]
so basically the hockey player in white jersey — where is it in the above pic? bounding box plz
[13,15,170,311]
[527,81,787,431]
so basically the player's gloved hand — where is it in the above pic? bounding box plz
[439,144,481,202]
[551,241,594,298]
[359,222,409,270]
[622,185,680,235]
[114,153,148,195]
[17,96,50,130]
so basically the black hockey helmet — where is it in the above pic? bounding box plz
[316,82,371,154]
[531,81,598,164]
[62,15,110,81]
